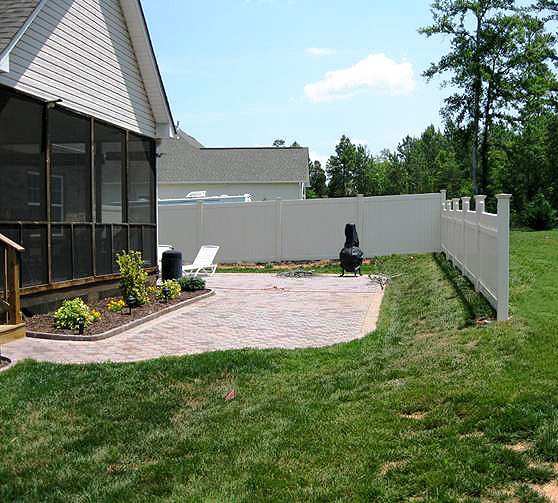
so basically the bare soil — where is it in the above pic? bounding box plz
[25,290,211,336]
[218,258,376,270]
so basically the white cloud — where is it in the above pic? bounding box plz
[304,53,415,103]
[309,150,330,167]
[306,47,336,56]
[352,138,368,147]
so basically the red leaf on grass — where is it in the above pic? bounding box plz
[224,389,236,401]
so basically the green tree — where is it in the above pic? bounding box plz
[272,139,285,147]
[308,160,327,198]
[326,135,356,197]
[420,1,557,194]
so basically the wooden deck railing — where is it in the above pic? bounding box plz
[0,232,24,325]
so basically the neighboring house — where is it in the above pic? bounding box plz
[157,129,310,201]
[0,0,175,313]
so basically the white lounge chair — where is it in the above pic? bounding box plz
[182,245,220,277]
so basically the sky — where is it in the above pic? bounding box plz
[141,0,453,166]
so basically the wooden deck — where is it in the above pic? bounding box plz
[0,323,26,344]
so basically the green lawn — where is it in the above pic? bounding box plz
[2,230,558,502]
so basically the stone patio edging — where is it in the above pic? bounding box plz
[25,290,215,342]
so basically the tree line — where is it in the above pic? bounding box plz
[306,1,558,228]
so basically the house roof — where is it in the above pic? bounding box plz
[0,0,175,137]
[158,131,310,184]
[0,0,41,70]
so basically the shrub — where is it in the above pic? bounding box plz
[524,193,557,230]
[107,298,126,312]
[116,250,149,305]
[54,298,101,331]
[157,279,181,301]
[177,276,206,292]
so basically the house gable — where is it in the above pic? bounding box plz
[0,0,171,138]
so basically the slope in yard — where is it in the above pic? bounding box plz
[1,230,558,502]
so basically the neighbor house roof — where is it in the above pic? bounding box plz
[158,130,310,184]
[0,0,175,137]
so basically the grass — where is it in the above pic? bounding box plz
[1,230,558,502]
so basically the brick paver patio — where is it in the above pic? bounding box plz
[1,273,384,366]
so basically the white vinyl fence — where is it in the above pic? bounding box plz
[440,192,511,321]
[158,190,511,320]
[158,193,442,263]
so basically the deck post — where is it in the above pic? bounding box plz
[6,248,22,324]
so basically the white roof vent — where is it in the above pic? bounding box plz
[186,190,206,198]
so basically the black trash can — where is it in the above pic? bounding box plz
[161,250,182,281]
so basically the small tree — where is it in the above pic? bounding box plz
[524,192,557,230]
[116,250,149,305]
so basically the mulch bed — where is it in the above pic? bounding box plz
[25,290,211,336]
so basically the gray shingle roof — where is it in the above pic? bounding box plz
[0,0,39,55]
[158,132,310,184]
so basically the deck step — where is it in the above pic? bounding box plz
[0,323,26,344]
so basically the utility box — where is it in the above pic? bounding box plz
[161,250,182,281]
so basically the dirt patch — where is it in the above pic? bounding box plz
[399,412,427,420]
[218,258,376,270]
[505,441,532,453]
[379,460,408,476]
[531,481,558,502]
[25,290,211,336]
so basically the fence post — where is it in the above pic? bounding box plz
[461,197,470,272]
[275,198,282,262]
[357,194,364,241]
[196,201,203,253]
[474,195,486,292]
[440,190,447,252]
[496,194,511,321]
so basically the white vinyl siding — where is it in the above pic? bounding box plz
[0,0,156,137]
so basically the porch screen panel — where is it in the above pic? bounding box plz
[128,134,155,224]
[129,226,142,254]
[143,226,155,266]
[112,225,128,273]
[0,89,45,221]
[50,109,91,222]
[51,225,72,282]
[21,225,47,287]
[95,122,124,224]
[95,225,112,276]
[73,225,93,278]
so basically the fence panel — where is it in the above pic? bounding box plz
[158,193,442,264]
[281,198,358,260]
[440,193,510,320]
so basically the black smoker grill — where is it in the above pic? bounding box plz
[339,223,364,276]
